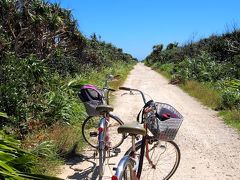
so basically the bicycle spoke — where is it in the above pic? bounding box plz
[138,141,180,180]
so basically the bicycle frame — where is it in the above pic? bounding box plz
[113,87,181,180]
[81,75,124,178]
[98,109,123,178]
[102,74,118,105]
[142,124,155,169]
[98,114,110,150]
[99,75,120,158]
[97,112,109,177]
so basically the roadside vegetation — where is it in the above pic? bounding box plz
[0,0,136,178]
[144,28,240,131]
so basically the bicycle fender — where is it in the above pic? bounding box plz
[114,156,135,179]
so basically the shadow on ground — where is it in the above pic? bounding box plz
[63,150,99,180]
[63,148,119,180]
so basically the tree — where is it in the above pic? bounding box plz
[166,42,178,50]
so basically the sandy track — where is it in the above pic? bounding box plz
[57,63,240,180]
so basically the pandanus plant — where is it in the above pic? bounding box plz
[0,113,62,179]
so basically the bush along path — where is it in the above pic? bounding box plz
[144,29,240,131]
[57,63,240,179]
[0,0,136,178]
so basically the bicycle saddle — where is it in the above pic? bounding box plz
[118,121,146,136]
[96,105,114,113]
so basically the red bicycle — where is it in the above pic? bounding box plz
[112,87,183,180]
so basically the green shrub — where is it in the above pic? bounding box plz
[159,63,175,73]
[174,51,224,82]
[0,0,136,177]
[221,90,240,109]
[1,54,48,123]
[215,79,240,109]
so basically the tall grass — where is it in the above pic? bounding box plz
[180,81,222,110]
[23,123,82,176]
[178,80,240,131]
[219,110,240,131]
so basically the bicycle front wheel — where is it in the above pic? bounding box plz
[126,140,180,180]
[82,114,124,149]
[113,156,136,180]
[121,160,135,180]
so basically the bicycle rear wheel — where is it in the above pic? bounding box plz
[125,140,180,180]
[82,114,124,149]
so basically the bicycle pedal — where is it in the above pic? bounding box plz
[160,145,166,148]
[112,148,121,153]
[136,135,140,141]
[93,151,98,157]
[108,163,116,165]
[89,132,98,137]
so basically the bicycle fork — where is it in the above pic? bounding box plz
[145,140,156,169]
[98,117,108,177]
[143,124,156,169]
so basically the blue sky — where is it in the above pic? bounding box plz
[50,0,240,60]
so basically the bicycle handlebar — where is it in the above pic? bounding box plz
[119,87,147,104]
[103,87,116,92]
[104,74,120,89]
[119,87,131,91]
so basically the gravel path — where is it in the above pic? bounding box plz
[57,63,240,180]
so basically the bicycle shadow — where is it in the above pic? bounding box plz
[63,150,97,180]
[64,149,118,180]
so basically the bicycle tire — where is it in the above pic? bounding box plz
[121,160,135,180]
[113,156,136,180]
[99,143,106,177]
[82,114,124,149]
[125,140,180,180]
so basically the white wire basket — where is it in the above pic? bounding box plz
[146,102,183,141]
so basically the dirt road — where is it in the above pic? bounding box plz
[57,63,240,180]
